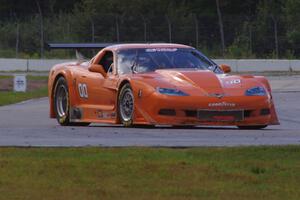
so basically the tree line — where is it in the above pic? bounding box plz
[0,0,299,59]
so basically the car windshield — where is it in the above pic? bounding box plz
[117,48,221,74]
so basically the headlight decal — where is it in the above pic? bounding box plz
[156,87,189,96]
[245,86,267,96]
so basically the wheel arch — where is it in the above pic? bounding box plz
[116,79,131,123]
[49,70,75,118]
[118,79,131,91]
[254,76,280,125]
[49,73,66,118]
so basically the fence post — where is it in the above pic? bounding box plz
[26,59,29,72]
[193,14,199,49]
[15,23,19,58]
[142,16,147,42]
[91,19,95,43]
[115,15,120,42]
[35,0,44,58]
[165,15,172,43]
[216,0,225,57]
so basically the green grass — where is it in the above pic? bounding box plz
[26,75,48,81]
[0,146,300,200]
[0,75,12,79]
[0,87,48,106]
[0,75,48,106]
[0,75,48,81]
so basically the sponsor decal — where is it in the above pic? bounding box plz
[209,93,225,99]
[138,89,143,98]
[111,112,116,118]
[208,102,236,107]
[225,79,241,85]
[96,110,116,119]
[145,48,177,52]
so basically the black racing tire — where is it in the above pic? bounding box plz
[53,77,71,126]
[118,83,134,127]
[53,77,90,126]
[237,125,268,130]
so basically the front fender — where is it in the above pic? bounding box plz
[254,76,280,125]
[48,66,76,118]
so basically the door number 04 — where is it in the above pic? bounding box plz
[78,83,88,98]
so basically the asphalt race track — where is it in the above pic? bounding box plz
[0,92,299,147]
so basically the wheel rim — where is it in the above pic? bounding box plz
[56,85,68,117]
[120,88,134,121]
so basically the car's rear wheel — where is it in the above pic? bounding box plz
[53,77,90,126]
[237,125,267,130]
[118,83,134,127]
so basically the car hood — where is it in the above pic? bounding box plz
[133,69,265,96]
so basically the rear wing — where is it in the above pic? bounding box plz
[46,43,115,60]
[46,43,114,50]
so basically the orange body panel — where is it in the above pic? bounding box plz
[48,43,279,126]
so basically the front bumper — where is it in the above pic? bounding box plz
[134,92,277,126]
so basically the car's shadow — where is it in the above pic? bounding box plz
[85,124,277,131]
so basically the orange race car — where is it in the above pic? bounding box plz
[48,43,279,129]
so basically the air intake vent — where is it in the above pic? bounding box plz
[244,110,252,118]
[158,109,176,116]
[260,108,270,116]
[185,110,197,117]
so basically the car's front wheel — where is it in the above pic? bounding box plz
[54,77,71,126]
[237,125,267,130]
[118,83,134,127]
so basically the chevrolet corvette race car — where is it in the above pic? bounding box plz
[48,43,279,129]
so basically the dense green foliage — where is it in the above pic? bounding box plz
[0,0,299,58]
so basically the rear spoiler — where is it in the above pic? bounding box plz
[46,42,166,49]
[46,42,166,59]
[46,43,116,60]
[46,43,114,50]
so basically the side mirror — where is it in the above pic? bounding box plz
[219,64,231,73]
[89,64,106,77]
